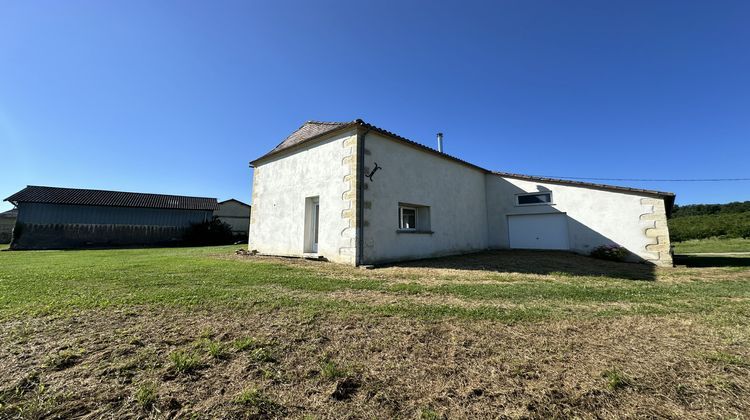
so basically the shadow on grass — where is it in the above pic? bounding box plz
[674,254,750,268]
[383,250,657,281]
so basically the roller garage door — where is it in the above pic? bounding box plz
[508,213,570,250]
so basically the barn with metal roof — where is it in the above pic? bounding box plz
[4,186,219,249]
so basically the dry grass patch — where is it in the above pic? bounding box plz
[1,246,748,418]
[0,307,748,418]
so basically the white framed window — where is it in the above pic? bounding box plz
[516,192,552,206]
[399,206,417,230]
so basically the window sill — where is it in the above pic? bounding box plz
[396,230,434,235]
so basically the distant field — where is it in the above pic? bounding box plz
[669,211,750,242]
[673,238,750,254]
[0,246,748,418]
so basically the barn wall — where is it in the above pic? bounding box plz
[11,203,213,249]
[215,201,250,235]
[17,203,211,226]
[0,217,14,243]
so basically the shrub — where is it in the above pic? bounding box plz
[10,222,24,244]
[590,244,628,262]
[183,218,234,245]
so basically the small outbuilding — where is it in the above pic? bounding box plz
[0,208,17,244]
[4,186,218,250]
[214,199,251,239]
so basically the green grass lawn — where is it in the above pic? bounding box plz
[673,237,750,253]
[1,246,748,418]
[0,246,748,323]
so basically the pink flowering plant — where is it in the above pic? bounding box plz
[590,244,629,262]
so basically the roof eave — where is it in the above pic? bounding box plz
[6,200,219,211]
[493,171,675,199]
[4,185,219,211]
[356,121,490,174]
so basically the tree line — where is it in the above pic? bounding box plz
[669,201,750,242]
[672,201,750,218]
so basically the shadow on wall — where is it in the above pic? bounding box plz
[386,178,660,281]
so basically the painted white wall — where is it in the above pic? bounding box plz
[361,133,488,264]
[249,127,671,267]
[248,129,358,264]
[485,175,666,262]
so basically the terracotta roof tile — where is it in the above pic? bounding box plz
[252,121,353,162]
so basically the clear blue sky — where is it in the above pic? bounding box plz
[1,0,749,212]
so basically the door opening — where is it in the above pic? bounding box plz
[508,213,570,250]
[304,196,320,253]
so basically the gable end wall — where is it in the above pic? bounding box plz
[248,130,358,264]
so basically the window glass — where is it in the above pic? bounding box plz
[517,193,551,205]
[400,207,417,229]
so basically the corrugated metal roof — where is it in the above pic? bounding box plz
[5,186,219,211]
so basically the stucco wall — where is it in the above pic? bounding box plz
[485,175,672,266]
[248,129,359,264]
[361,133,488,264]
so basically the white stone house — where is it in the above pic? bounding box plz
[248,119,674,267]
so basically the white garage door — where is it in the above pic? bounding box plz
[508,213,570,250]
